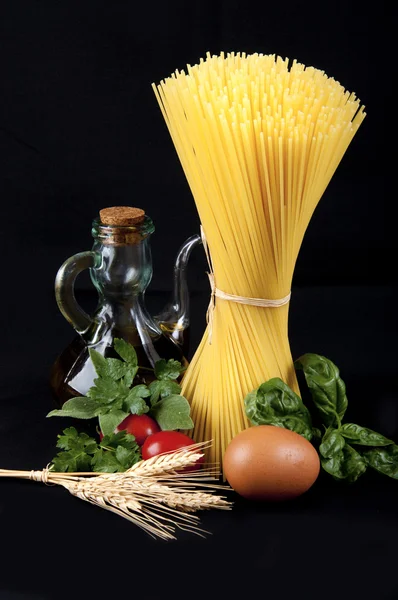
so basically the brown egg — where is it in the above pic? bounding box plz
[223,425,320,501]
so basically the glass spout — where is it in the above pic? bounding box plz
[155,234,201,349]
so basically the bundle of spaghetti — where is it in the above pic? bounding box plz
[152,52,365,471]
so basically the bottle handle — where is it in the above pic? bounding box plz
[55,251,99,334]
[154,233,202,348]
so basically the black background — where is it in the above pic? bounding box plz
[0,2,396,600]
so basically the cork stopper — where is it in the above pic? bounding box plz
[99,206,145,226]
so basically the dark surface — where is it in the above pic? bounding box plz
[0,1,396,599]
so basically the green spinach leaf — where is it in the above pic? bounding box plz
[342,445,368,482]
[319,428,345,458]
[321,452,344,479]
[322,444,367,483]
[362,445,398,479]
[341,423,393,447]
[244,377,313,441]
[294,353,348,427]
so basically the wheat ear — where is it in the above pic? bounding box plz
[0,441,232,540]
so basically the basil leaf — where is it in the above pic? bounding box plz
[362,445,398,479]
[312,428,322,441]
[294,354,348,427]
[344,444,367,483]
[321,452,345,479]
[243,390,258,420]
[319,428,345,458]
[99,410,129,436]
[340,444,367,483]
[269,417,315,440]
[150,395,194,430]
[321,444,367,483]
[341,423,394,447]
[47,397,100,420]
[244,378,313,441]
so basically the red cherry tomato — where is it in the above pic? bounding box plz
[99,414,161,446]
[141,431,204,472]
[116,414,161,446]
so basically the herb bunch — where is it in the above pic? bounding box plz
[50,427,142,473]
[245,353,397,483]
[47,338,194,473]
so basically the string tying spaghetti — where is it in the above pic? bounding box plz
[200,226,291,344]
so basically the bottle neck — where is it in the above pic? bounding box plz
[91,236,153,298]
[94,293,161,343]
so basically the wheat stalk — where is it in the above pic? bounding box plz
[0,441,232,540]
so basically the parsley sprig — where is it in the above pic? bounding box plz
[47,338,194,435]
[51,427,141,473]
